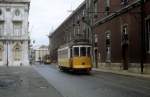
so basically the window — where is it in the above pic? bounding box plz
[93,0,98,18]
[6,8,10,11]
[74,47,79,57]
[0,22,4,36]
[77,26,80,35]
[13,44,21,61]
[13,22,22,36]
[0,47,3,61]
[106,32,111,46]
[15,9,20,16]
[63,49,68,58]
[106,31,111,62]
[82,9,86,16]
[80,47,86,56]
[73,25,76,38]
[77,15,80,25]
[146,18,150,53]
[121,0,128,5]
[87,47,91,56]
[121,25,129,45]
[87,28,90,40]
[106,0,110,7]
[95,34,98,47]
[58,49,69,59]
[104,0,110,15]
[0,9,2,15]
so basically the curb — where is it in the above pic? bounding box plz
[93,68,150,79]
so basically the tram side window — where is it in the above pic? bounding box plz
[87,47,91,56]
[74,47,79,57]
[64,49,68,58]
[58,49,68,59]
[58,51,61,59]
[80,47,86,56]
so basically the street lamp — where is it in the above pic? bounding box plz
[6,41,8,67]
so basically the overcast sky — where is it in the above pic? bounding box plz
[29,0,84,47]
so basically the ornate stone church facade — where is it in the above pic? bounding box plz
[0,0,30,66]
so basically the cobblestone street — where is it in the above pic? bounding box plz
[0,66,63,97]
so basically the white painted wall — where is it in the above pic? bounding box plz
[0,1,30,66]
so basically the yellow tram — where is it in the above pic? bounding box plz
[58,42,92,72]
[43,55,51,64]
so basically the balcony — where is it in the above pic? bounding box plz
[12,15,23,22]
[0,35,29,41]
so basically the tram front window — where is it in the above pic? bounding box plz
[87,47,91,56]
[80,47,86,56]
[74,47,79,57]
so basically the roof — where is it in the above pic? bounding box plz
[0,0,30,3]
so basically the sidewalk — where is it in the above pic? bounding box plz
[93,68,150,79]
[0,66,63,97]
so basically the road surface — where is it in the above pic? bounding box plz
[34,64,150,97]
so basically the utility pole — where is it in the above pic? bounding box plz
[140,0,145,74]
[83,0,98,68]
[85,0,95,67]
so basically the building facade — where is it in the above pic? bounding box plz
[49,1,92,62]
[49,0,150,74]
[92,0,150,73]
[35,45,49,62]
[0,0,30,66]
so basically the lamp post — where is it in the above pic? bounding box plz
[6,41,8,67]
